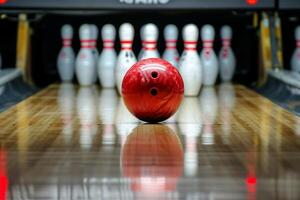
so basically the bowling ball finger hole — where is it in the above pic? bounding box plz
[150,88,158,96]
[151,71,158,79]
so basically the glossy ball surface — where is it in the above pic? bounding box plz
[121,58,184,123]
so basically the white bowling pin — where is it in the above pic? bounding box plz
[115,23,137,95]
[219,25,236,82]
[162,24,179,68]
[75,24,96,86]
[200,24,218,86]
[57,24,75,82]
[291,26,300,73]
[138,23,160,60]
[90,24,99,83]
[98,24,117,88]
[178,24,202,96]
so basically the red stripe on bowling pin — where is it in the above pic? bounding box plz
[203,40,213,49]
[222,38,231,47]
[142,40,157,50]
[63,39,72,47]
[166,39,177,49]
[121,40,133,50]
[90,39,97,48]
[184,41,197,51]
[103,39,114,49]
[81,39,93,48]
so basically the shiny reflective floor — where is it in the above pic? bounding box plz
[0,83,300,199]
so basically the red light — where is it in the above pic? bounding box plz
[0,150,8,200]
[246,0,258,5]
[0,0,7,5]
[0,176,8,200]
[246,177,257,184]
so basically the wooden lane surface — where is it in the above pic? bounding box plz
[0,83,299,199]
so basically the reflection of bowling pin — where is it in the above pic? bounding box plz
[163,24,179,68]
[115,98,139,146]
[115,23,137,95]
[177,97,202,177]
[57,24,75,82]
[200,87,218,145]
[99,89,118,150]
[177,97,202,124]
[139,23,160,60]
[98,89,118,124]
[75,24,96,86]
[291,26,300,73]
[219,83,236,144]
[219,25,236,82]
[219,83,236,111]
[178,24,202,96]
[98,24,117,88]
[102,124,116,151]
[57,83,75,142]
[90,24,99,83]
[77,87,98,150]
[200,24,218,86]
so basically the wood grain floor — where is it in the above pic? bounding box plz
[0,83,299,199]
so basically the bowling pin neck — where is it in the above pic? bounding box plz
[165,40,177,49]
[103,40,114,49]
[296,40,300,48]
[184,41,197,51]
[90,39,97,48]
[80,39,92,49]
[62,38,72,47]
[142,40,157,50]
[120,40,133,50]
[203,40,214,49]
[222,38,231,48]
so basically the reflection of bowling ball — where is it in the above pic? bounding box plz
[122,58,184,123]
[121,124,183,194]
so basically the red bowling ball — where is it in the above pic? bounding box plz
[121,58,184,123]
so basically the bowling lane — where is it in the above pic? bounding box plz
[0,83,299,199]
